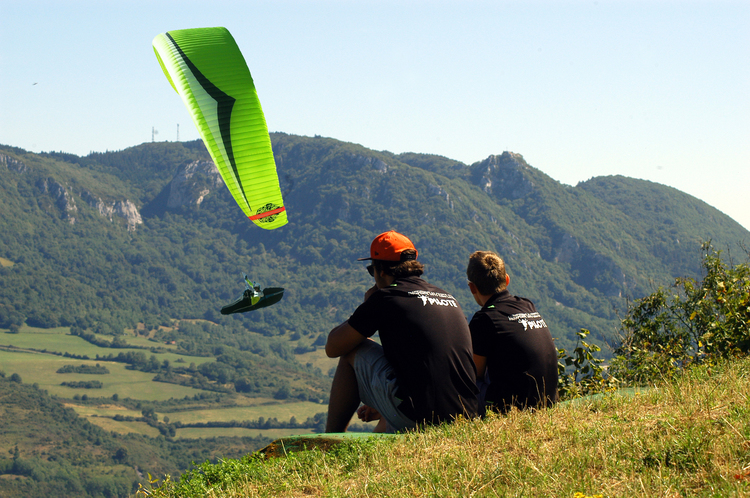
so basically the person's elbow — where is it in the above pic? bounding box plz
[325,340,349,358]
[473,354,487,378]
[325,325,345,358]
[324,340,338,358]
[325,322,363,358]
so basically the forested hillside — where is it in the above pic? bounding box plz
[1,134,748,354]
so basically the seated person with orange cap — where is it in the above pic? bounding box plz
[466,250,559,415]
[325,230,478,433]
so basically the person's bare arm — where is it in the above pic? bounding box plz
[325,321,366,358]
[473,354,487,378]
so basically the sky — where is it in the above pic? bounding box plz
[1,1,748,231]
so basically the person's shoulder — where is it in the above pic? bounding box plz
[514,294,539,310]
[413,277,454,295]
[391,276,432,292]
[497,290,538,308]
[483,290,510,308]
[481,292,538,318]
[396,275,427,285]
[469,307,493,326]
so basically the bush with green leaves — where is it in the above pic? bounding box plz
[557,328,619,400]
[611,241,750,385]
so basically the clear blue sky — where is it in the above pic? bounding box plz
[2,1,749,232]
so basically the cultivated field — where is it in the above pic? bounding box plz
[0,326,335,441]
[173,427,310,439]
[297,347,338,376]
[0,349,212,400]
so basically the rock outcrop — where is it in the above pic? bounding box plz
[470,152,535,200]
[350,154,389,174]
[81,191,143,231]
[37,178,77,224]
[167,160,224,208]
[0,153,28,173]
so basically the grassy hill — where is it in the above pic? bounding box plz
[139,356,750,497]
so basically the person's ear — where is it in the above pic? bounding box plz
[468,281,478,295]
[506,274,511,287]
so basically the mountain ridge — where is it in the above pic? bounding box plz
[1,134,748,354]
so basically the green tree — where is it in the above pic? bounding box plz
[142,407,157,420]
[113,447,128,464]
[273,384,291,400]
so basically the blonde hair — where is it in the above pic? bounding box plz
[466,251,507,295]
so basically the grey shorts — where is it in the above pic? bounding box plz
[353,340,417,433]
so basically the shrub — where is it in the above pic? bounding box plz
[611,241,750,385]
[557,329,619,400]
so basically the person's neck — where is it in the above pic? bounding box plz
[476,292,493,306]
[376,273,396,289]
[478,289,506,306]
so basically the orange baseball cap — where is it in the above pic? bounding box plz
[358,230,418,262]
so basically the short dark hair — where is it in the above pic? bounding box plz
[466,251,507,295]
[373,249,424,278]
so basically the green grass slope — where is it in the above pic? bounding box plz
[142,356,750,497]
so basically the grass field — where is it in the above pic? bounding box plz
[0,327,217,401]
[64,402,143,418]
[143,357,750,498]
[65,400,333,441]
[161,401,326,425]
[0,349,216,400]
[2,329,143,357]
[84,416,163,437]
[174,427,311,440]
[1,327,214,366]
[96,332,180,350]
[0,326,340,441]
[296,348,337,376]
[9,325,71,334]
[0,257,14,267]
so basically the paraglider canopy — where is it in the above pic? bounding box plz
[153,27,287,229]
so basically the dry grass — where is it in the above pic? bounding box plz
[140,357,750,497]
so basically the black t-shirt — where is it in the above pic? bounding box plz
[348,276,478,424]
[469,290,558,412]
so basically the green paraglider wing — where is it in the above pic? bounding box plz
[153,27,287,229]
[221,287,285,315]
